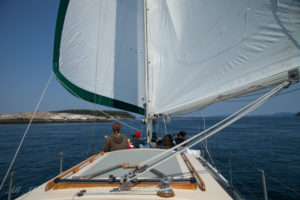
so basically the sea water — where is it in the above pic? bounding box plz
[0,116,299,200]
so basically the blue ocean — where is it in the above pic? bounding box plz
[0,116,299,200]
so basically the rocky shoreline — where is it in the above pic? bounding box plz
[0,112,131,124]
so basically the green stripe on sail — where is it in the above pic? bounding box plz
[52,0,145,115]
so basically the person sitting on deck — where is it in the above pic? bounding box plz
[103,122,128,152]
[175,131,187,145]
[156,134,175,149]
[131,131,143,148]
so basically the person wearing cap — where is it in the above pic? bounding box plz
[131,131,143,148]
[103,122,128,152]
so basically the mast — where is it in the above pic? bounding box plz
[144,0,152,147]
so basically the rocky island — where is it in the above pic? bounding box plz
[0,110,136,124]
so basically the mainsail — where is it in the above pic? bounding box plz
[146,0,300,116]
[53,0,300,117]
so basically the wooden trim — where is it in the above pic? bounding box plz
[181,152,206,191]
[53,183,197,190]
[157,190,175,198]
[45,151,104,191]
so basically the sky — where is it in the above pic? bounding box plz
[0,0,300,117]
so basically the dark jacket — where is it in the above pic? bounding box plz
[103,133,128,152]
[156,134,175,149]
[131,136,143,148]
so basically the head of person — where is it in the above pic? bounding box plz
[179,131,187,137]
[112,122,121,134]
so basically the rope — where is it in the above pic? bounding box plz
[140,83,279,167]
[86,0,102,157]
[125,81,289,182]
[201,110,216,167]
[0,73,53,191]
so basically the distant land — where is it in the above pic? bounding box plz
[0,109,135,124]
[0,110,299,124]
[271,112,296,117]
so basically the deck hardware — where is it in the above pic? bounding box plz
[108,175,116,183]
[120,181,133,191]
[261,170,268,200]
[54,178,60,184]
[157,183,175,198]
[129,164,148,177]
[190,177,196,184]
[8,171,15,200]
[76,189,86,197]
[45,151,104,191]
[150,168,166,179]
[288,69,299,82]
[161,176,173,185]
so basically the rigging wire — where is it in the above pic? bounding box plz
[200,110,217,168]
[0,73,53,192]
[125,81,290,182]
[86,0,103,158]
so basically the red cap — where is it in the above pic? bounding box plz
[135,132,141,138]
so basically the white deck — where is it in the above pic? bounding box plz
[17,149,233,200]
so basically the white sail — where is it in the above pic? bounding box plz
[53,0,145,115]
[146,0,300,116]
[54,0,300,117]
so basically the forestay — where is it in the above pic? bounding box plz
[53,0,145,115]
[146,0,300,116]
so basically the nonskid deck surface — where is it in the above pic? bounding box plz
[17,149,233,200]
[78,149,187,179]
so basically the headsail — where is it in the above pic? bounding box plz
[146,0,300,116]
[53,0,145,115]
[53,0,300,117]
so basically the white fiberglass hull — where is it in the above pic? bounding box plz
[17,149,240,200]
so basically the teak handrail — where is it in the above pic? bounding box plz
[45,151,104,191]
[181,152,206,191]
